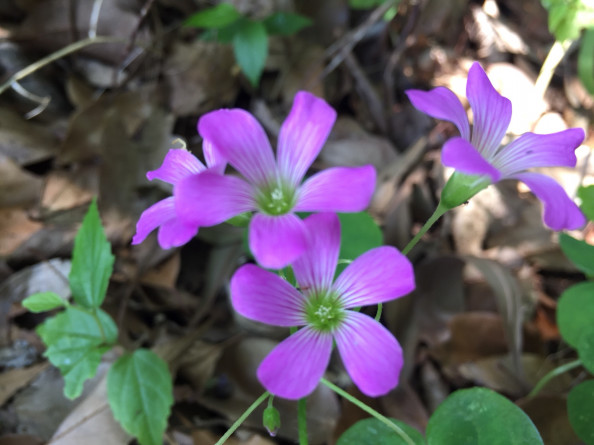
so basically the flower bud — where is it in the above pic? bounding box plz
[263,405,281,437]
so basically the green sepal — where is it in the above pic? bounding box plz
[37,306,118,399]
[439,171,491,209]
[108,349,174,445]
[263,405,281,437]
[22,292,68,313]
[226,212,252,227]
[69,199,115,309]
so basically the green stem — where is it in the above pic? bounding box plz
[402,202,448,255]
[215,391,270,445]
[321,379,416,445]
[375,303,383,321]
[298,397,308,445]
[0,36,122,96]
[534,39,572,100]
[528,359,582,398]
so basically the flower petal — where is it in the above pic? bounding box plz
[333,246,415,308]
[493,128,584,176]
[442,137,501,182]
[175,170,256,226]
[198,109,277,186]
[334,312,403,397]
[231,264,307,326]
[466,62,512,160]
[406,87,470,140]
[277,91,337,187]
[294,165,376,212]
[157,216,199,249]
[203,138,227,173]
[132,197,174,245]
[292,213,340,294]
[257,327,333,399]
[512,172,586,230]
[249,213,308,269]
[147,149,206,184]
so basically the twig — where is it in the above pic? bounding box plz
[323,0,398,78]
[0,36,122,97]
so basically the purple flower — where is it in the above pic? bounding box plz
[132,144,225,248]
[406,62,585,230]
[175,91,376,269]
[230,213,415,400]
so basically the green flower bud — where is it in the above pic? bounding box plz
[440,171,491,209]
[263,405,281,437]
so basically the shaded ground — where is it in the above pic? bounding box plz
[0,0,593,444]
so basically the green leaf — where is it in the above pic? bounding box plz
[578,325,594,374]
[349,0,387,8]
[184,3,241,29]
[578,28,594,95]
[69,199,114,308]
[542,0,594,40]
[37,306,117,399]
[557,281,594,347]
[22,292,68,313]
[336,212,383,276]
[559,233,594,277]
[578,184,594,221]
[108,349,173,445]
[426,387,543,445]
[263,12,312,36]
[337,417,425,445]
[568,380,594,443]
[232,19,268,86]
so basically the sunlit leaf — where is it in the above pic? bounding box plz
[185,3,241,29]
[37,306,117,399]
[108,349,173,445]
[337,417,425,445]
[22,291,68,313]
[557,281,594,347]
[568,380,594,444]
[426,388,543,444]
[69,199,114,308]
[232,19,268,86]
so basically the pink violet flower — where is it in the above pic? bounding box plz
[132,144,225,248]
[174,91,376,269]
[230,212,415,400]
[406,62,586,230]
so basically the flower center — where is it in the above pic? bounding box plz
[305,293,345,333]
[257,184,296,216]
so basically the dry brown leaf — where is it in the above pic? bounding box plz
[518,395,581,445]
[0,362,49,406]
[139,252,181,289]
[192,429,275,445]
[164,40,238,116]
[0,155,43,208]
[0,208,43,257]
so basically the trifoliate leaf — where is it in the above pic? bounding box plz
[232,19,268,87]
[37,306,117,399]
[578,184,594,221]
[22,292,68,313]
[426,388,543,444]
[578,28,594,95]
[108,350,173,445]
[184,3,241,29]
[337,417,425,445]
[263,12,312,35]
[69,199,114,308]
[568,380,594,444]
[557,281,594,347]
[577,325,594,374]
[559,233,594,277]
[336,212,382,276]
